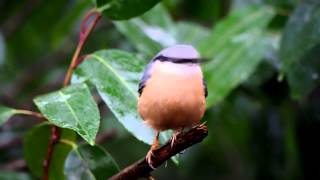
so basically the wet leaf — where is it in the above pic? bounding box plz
[199,6,275,106]
[74,50,155,145]
[64,144,119,180]
[280,0,320,99]
[33,83,100,145]
[114,4,209,58]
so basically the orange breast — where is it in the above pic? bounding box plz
[138,62,206,131]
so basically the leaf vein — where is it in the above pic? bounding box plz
[58,91,87,137]
[91,54,139,100]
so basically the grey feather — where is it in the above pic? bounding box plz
[138,61,153,96]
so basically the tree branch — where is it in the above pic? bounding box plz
[109,125,208,180]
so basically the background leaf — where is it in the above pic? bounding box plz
[280,0,320,99]
[3,0,89,75]
[64,144,119,180]
[173,22,210,47]
[51,0,90,48]
[114,4,209,58]
[95,0,160,20]
[0,105,16,125]
[33,83,100,145]
[199,6,276,106]
[74,50,155,145]
[24,123,76,180]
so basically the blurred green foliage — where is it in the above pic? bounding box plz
[24,123,76,180]
[1,0,320,179]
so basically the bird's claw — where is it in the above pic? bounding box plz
[171,130,183,149]
[194,121,207,129]
[171,133,177,149]
[146,150,157,170]
[146,142,160,170]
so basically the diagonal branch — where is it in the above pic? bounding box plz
[109,125,208,180]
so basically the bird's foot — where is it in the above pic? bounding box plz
[171,128,184,149]
[194,121,207,129]
[146,143,160,170]
[170,133,178,149]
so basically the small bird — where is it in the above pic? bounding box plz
[138,44,207,168]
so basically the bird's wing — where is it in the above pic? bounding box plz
[138,62,153,96]
[203,78,208,98]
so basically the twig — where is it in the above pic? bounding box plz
[15,109,45,119]
[109,125,208,180]
[42,9,102,180]
[42,125,60,180]
[63,9,102,86]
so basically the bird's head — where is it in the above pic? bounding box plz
[152,44,202,64]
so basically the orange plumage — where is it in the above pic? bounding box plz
[138,61,206,131]
[137,44,207,168]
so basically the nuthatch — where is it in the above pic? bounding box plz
[138,44,207,168]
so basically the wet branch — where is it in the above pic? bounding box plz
[109,125,208,180]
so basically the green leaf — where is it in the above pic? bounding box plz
[0,105,16,125]
[95,0,160,20]
[280,0,320,99]
[74,50,155,145]
[199,6,276,106]
[114,4,210,58]
[173,22,210,47]
[64,144,119,180]
[33,83,100,145]
[0,171,32,180]
[114,18,163,58]
[24,123,76,180]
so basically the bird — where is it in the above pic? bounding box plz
[137,44,207,168]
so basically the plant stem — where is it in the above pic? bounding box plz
[63,8,102,86]
[60,139,78,150]
[42,9,102,180]
[42,126,59,180]
[15,109,44,119]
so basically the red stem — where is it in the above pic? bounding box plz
[42,9,102,180]
[63,9,102,86]
[42,126,59,180]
